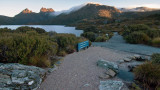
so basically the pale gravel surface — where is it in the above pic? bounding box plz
[38,47,133,90]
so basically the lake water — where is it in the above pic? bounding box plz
[0,25,83,37]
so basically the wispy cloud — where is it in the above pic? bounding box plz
[128,4,160,8]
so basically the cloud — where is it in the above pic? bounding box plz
[128,4,160,8]
[50,2,102,16]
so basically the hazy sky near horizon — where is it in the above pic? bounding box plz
[1,0,160,17]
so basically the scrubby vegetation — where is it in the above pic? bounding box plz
[134,53,160,89]
[79,25,113,42]
[122,24,160,47]
[0,27,88,67]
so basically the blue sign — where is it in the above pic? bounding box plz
[77,40,89,51]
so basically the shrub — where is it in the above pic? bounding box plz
[134,62,160,89]
[15,26,46,34]
[55,34,77,49]
[95,36,108,42]
[0,28,12,33]
[151,53,160,64]
[0,32,58,67]
[125,32,150,44]
[30,55,51,67]
[66,45,76,54]
[127,24,151,32]
[152,37,160,47]
[81,32,96,42]
[57,50,66,56]
[144,30,160,38]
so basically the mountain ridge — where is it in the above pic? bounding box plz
[0,3,160,25]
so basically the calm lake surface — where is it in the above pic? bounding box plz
[0,25,83,37]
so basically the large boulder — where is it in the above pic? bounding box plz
[97,59,119,72]
[0,63,46,90]
[99,80,124,90]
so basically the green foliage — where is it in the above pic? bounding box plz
[0,33,58,66]
[127,24,151,32]
[122,24,160,47]
[57,50,67,56]
[152,37,160,47]
[95,36,108,42]
[0,28,12,33]
[81,32,96,42]
[30,55,51,67]
[66,45,76,54]
[134,62,160,89]
[15,26,46,34]
[130,83,141,90]
[144,30,160,39]
[125,32,150,44]
[151,53,160,64]
[55,34,77,50]
[0,27,90,67]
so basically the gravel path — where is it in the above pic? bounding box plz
[93,32,160,56]
[38,47,133,90]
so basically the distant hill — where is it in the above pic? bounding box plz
[0,15,13,25]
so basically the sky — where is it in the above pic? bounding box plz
[0,0,160,17]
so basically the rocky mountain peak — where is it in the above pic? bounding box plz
[40,7,54,13]
[22,8,32,14]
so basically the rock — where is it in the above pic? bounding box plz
[28,80,34,85]
[124,58,132,62]
[128,62,143,72]
[0,74,12,84]
[99,80,124,90]
[99,74,110,79]
[105,69,116,77]
[22,8,32,14]
[48,65,57,73]
[83,84,90,87]
[40,7,54,13]
[117,60,124,64]
[97,59,119,72]
[0,63,46,90]
[134,55,141,59]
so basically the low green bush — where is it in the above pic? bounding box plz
[81,32,96,42]
[152,37,160,47]
[57,50,67,56]
[134,62,160,89]
[0,28,12,33]
[66,45,76,54]
[95,36,108,42]
[127,24,151,32]
[0,32,58,67]
[151,53,160,64]
[144,30,160,38]
[125,32,150,44]
[55,34,77,51]
[15,26,46,34]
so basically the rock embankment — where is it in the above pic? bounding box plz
[0,63,46,90]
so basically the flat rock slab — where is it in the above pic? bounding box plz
[0,63,45,90]
[99,80,124,90]
[97,59,119,72]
